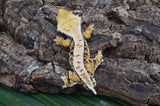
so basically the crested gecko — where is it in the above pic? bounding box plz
[54,9,103,95]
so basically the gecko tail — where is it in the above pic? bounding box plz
[84,84,97,95]
[91,88,97,95]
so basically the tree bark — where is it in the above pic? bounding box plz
[0,0,160,105]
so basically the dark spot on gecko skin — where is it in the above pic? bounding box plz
[84,52,89,56]
[89,60,93,64]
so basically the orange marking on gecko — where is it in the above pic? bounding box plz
[86,81,92,86]
[80,73,91,86]
[77,61,81,64]
[76,44,80,46]
[75,54,80,57]
[76,66,80,69]
[76,44,82,48]
[79,69,84,72]
[81,73,86,77]
[78,45,82,48]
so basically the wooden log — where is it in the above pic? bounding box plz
[0,0,160,105]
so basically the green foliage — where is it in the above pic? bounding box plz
[0,85,132,106]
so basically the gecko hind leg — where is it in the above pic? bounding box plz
[83,24,94,39]
[61,70,81,88]
[54,36,71,47]
[85,50,103,76]
[84,50,103,87]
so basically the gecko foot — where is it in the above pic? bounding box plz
[54,36,71,47]
[61,71,81,88]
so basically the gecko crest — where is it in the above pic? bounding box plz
[54,9,103,95]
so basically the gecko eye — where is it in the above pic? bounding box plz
[73,10,83,17]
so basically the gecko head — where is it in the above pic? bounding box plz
[56,9,81,37]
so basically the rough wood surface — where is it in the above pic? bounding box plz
[0,0,160,105]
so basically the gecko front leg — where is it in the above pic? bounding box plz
[83,24,94,39]
[54,36,71,47]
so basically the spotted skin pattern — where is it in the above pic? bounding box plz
[54,9,103,95]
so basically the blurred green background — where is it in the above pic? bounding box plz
[0,84,132,106]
